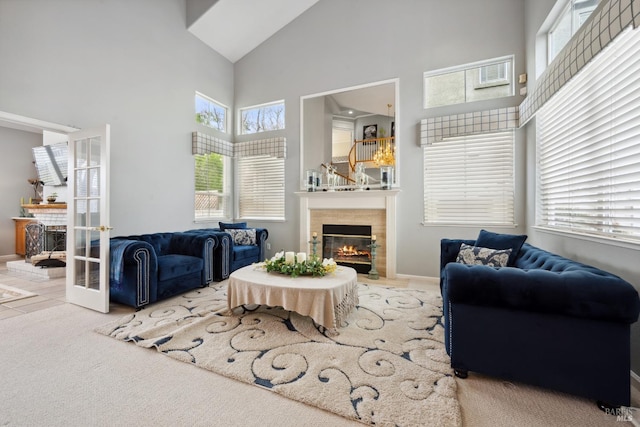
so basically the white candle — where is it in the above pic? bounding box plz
[285,251,295,265]
[297,252,307,263]
[372,235,377,241]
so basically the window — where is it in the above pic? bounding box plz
[195,92,227,132]
[237,155,285,220]
[239,101,285,135]
[547,0,599,63]
[332,120,354,158]
[537,26,640,242]
[479,62,508,85]
[424,56,514,109]
[423,131,515,226]
[194,152,231,220]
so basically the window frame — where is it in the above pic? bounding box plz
[194,152,232,221]
[238,100,286,135]
[423,55,514,109]
[195,92,228,133]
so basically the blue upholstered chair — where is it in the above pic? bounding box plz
[440,232,640,408]
[109,232,217,309]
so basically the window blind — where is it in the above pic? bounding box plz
[537,26,640,242]
[237,155,285,220]
[423,131,515,226]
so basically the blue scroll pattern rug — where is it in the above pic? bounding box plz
[95,283,461,426]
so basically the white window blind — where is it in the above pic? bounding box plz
[194,153,230,220]
[537,26,640,242]
[423,131,515,226]
[237,155,285,220]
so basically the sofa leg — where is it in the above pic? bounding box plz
[454,369,468,379]
[597,400,620,413]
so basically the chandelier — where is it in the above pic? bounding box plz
[373,143,395,166]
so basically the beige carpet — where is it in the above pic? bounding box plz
[0,283,36,303]
[96,283,462,427]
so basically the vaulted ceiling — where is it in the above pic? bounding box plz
[187,0,321,63]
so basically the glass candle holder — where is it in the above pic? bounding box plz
[380,166,393,190]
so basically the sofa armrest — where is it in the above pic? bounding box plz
[440,239,476,291]
[443,262,640,323]
[109,238,158,307]
[255,228,269,261]
[169,232,217,284]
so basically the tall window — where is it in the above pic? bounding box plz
[239,101,285,135]
[547,0,599,63]
[237,155,285,220]
[537,26,640,242]
[195,92,227,132]
[423,131,515,226]
[194,152,231,220]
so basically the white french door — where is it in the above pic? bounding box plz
[65,125,111,313]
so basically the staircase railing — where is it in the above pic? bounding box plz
[348,136,395,173]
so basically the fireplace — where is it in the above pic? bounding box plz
[323,224,372,274]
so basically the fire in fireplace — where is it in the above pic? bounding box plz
[322,224,372,274]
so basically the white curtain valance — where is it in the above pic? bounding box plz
[519,0,640,125]
[420,107,518,146]
[192,132,233,156]
[192,132,286,159]
[235,137,287,159]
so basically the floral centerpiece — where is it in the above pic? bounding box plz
[263,251,337,278]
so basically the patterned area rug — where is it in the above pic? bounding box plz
[96,283,461,426]
[0,283,36,304]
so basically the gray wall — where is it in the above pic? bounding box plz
[0,0,234,245]
[0,127,42,255]
[234,0,527,276]
[523,0,640,373]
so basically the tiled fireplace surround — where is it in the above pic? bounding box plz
[297,190,399,279]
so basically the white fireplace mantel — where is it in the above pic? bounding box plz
[296,189,399,278]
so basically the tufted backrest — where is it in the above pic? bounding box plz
[122,233,174,256]
[515,243,617,277]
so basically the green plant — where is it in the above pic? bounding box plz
[263,251,337,278]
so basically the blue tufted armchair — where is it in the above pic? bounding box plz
[109,232,217,309]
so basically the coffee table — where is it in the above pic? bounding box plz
[227,264,359,331]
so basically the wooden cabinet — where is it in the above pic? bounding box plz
[13,218,36,256]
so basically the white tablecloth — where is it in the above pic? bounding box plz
[227,265,359,329]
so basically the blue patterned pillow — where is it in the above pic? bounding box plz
[226,228,257,246]
[456,243,511,267]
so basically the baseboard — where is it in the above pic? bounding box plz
[631,370,640,426]
[395,273,439,283]
[0,254,21,262]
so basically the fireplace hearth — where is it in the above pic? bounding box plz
[322,224,372,274]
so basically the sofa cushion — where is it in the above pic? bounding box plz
[157,254,203,281]
[219,222,247,230]
[233,244,260,262]
[456,243,511,267]
[226,228,257,246]
[476,229,527,266]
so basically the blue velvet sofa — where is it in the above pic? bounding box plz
[440,234,640,407]
[109,232,217,309]
[188,222,268,281]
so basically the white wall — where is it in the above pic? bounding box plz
[0,127,42,255]
[523,0,640,373]
[0,0,234,239]
[233,0,527,277]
